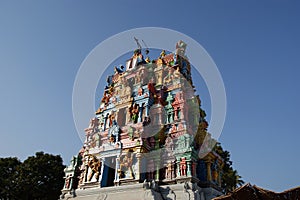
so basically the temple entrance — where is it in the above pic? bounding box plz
[101,157,116,187]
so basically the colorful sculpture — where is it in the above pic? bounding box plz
[62,40,224,197]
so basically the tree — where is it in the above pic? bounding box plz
[0,152,65,200]
[214,143,245,193]
[0,157,21,199]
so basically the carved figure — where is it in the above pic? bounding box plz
[129,104,139,123]
[160,50,166,58]
[175,40,187,57]
[138,87,143,96]
[147,80,157,98]
[170,124,177,133]
[108,112,116,127]
[178,122,184,130]
[174,67,181,78]
[64,175,71,189]
[163,68,174,84]
[180,157,187,176]
[87,155,101,182]
[145,57,151,63]
[166,162,173,179]
[119,152,134,178]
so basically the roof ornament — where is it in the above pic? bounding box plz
[134,37,149,55]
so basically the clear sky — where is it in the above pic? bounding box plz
[1,0,299,192]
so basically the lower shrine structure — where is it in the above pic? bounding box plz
[61,40,224,200]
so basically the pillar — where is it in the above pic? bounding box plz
[114,157,120,184]
[187,161,192,176]
[135,152,142,181]
[138,105,142,123]
[206,160,212,182]
[176,160,181,177]
[174,108,178,120]
[103,116,107,130]
[146,105,150,117]
[180,106,185,120]
[170,112,174,123]
[99,158,105,187]
[155,162,160,181]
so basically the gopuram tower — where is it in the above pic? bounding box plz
[61,40,224,200]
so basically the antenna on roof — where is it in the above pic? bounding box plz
[142,40,149,55]
[134,37,149,55]
[134,37,142,50]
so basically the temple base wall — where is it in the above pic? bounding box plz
[60,182,223,200]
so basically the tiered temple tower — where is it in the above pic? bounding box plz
[61,40,224,200]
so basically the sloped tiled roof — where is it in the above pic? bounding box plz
[213,183,300,200]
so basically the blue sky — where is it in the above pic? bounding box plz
[1,0,299,192]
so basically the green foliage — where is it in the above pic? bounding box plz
[0,152,65,200]
[0,157,21,199]
[214,143,245,194]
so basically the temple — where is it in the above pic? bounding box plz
[61,40,224,199]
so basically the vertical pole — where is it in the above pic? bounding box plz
[138,105,142,123]
[206,160,212,182]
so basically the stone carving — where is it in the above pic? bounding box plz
[165,161,174,180]
[164,68,174,84]
[62,40,225,200]
[86,155,101,182]
[180,157,187,176]
[118,152,134,179]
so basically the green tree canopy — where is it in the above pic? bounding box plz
[0,157,21,199]
[0,152,65,200]
[214,142,245,193]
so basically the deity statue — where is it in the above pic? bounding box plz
[177,122,184,131]
[169,124,177,133]
[138,87,143,96]
[156,58,163,67]
[166,162,173,179]
[160,50,166,58]
[175,40,187,57]
[174,67,181,78]
[108,112,116,127]
[87,155,101,182]
[64,175,71,189]
[129,104,139,123]
[148,79,157,99]
[163,68,174,84]
[119,152,134,179]
[145,57,151,63]
[180,157,187,176]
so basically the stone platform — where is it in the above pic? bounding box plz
[61,182,222,200]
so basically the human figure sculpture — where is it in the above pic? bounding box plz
[164,68,174,84]
[178,122,184,131]
[65,175,71,189]
[130,104,139,123]
[180,158,187,176]
[87,155,101,182]
[119,153,134,179]
[170,124,177,133]
[166,162,173,179]
[138,87,143,96]
[108,112,116,127]
[174,67,181,78]
[147,79,157,99]
[160,50,166,58]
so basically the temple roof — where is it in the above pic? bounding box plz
[213,183,300,200]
